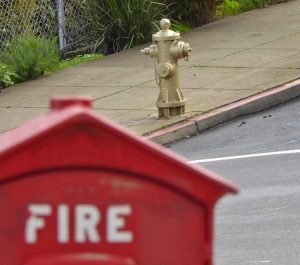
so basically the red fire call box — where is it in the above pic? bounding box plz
[0,97,238,265]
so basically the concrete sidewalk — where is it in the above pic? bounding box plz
[1,0,300,142]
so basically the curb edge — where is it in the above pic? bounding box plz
[147,79,300,145]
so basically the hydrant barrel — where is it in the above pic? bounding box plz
[141,19,192,118]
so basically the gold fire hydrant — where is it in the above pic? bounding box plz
[141,18,192,117]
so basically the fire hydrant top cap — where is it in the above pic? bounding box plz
[160,19,171,30]
[152,18,180,41]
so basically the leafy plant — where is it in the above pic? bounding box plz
[238,0,265,11]
[78,0,169,54]
[0,34,59,81]
[170,22,192,33]
[216,0,240,17]
[217,0,282,16]
[0,64,19,89]
[166,0,218,27]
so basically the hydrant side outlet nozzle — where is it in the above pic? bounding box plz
[141,18,192,118]
[141,45,157,58]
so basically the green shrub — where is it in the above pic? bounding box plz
[238,0,265,11]
[218,0,282,15]
[170,22,192,33]
[0,34,59,81]
[79,0,169,54]
[0,64,19,89]
[166,0,218,27]
[216,0,286,18]
[216,0,240,17]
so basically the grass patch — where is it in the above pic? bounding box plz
[217,0,288,17]
[1,50,102,90]
[216,0,240,17]
[50,53,102,73]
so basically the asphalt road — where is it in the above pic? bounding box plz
[169,97,300,265]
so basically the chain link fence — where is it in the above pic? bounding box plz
[0,0,93,56]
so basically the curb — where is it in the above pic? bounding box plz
[147,78,300,145]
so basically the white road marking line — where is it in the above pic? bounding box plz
[249,261,271,264]
[189,149,300,164]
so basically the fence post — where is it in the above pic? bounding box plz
[56,0,66,52]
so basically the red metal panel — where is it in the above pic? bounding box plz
[0,105,237,204]
[24,253,135,265]
[0,97,238,265]
[1,170,209,265]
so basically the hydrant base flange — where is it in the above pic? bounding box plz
[157,99,186,117]
[158,106,185,117]
[156,100,186,108]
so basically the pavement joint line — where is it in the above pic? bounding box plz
[89,77,162,102]
[252,48,300,52]
[147,78,300,145]
[188,149,300,164]
[22,85,148,88]
[134,85,262,91]
[203,47,300,67]
[0,106,155,111]
[183,65,255,89]
[192,67,258,88]
[197,30,300,33]
[196,27,300,33]
[253,32,296,48]
[216,48,252,58]
[0,129,10,134]
[0,106,48,109]
[197,49,249,64]
[191,65,299,69]
[55,85,136,88]
[92,87,136,102]
[130,78,157,87]
[76,73,155,87]
[145,87,261,91]
[255,48,300,50]
[71,81,160,88]
[190,48,248,50]
[92,107,156,111]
